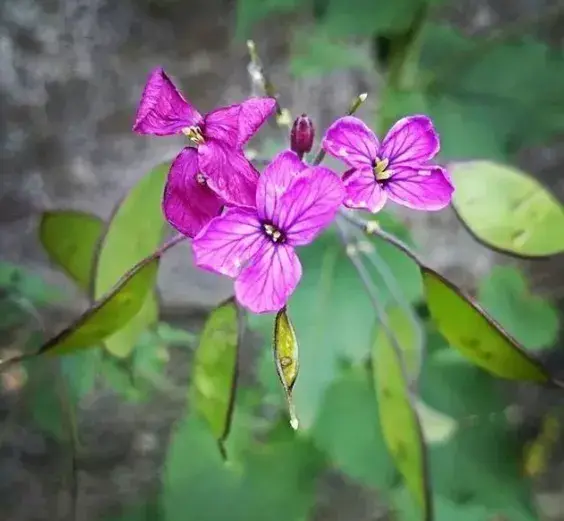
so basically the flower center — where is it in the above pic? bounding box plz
[182,126,205,145]
[195,172,207,186]
[373,157,392,181]
[262,222,285,243]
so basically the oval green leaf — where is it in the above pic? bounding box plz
[450,161,564,257]
[39,211,104,291]
[423,267,551,382]
[373,325,432,519]
[191,299,240,451]
[273,307,299,430]
[93,163,168,357]
[38,259,159,357]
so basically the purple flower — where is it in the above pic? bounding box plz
[162,148,224,238]
[192,151,345,314]
[133,67,276,207]
[322,115,454,213]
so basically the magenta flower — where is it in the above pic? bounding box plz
[192,151,345,314]
[162,148,224,238]
[322,115,454,213]
[133,67,276,206]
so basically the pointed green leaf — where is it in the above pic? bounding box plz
[450,161,564,257]
[39,211,104,291]
[191,299,240,449]
[423,267,551,382]
[273,307,299,429]
[373,306,422,383]
[373,326,432,519]
[93,163,168,357]
[37,259,159,357]
[478,266,559,351]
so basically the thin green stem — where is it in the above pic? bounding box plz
[340,211,426,267]
[345,220,425,381]
[334,219,408,369]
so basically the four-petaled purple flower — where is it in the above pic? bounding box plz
[192,151,345,314]
[134,67,276,208]
[133,68,456,314]
[322,115,454,213]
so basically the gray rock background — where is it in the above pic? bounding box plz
[2,0,564,520]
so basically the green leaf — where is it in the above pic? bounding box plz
[37,259,159,357]
[373,306,422,382]
[478,266,559,351]
[422,24,564,155]
[60,349,101,399]
[163,413,322,521]
[191,299,240,449]
[311,367,396,488]
[392,488,493,521]
[450,161,564,257]
[419,351,538,519]
[426,95,509,160]
[105,296,159,358]
[373,324,432,518]
[290,27,372,77]
[93,163,168,357]
[323,0,422,37]
[235,0,303,39]
[39,211,104,291]
[273,307,299,429]
[163,414,236,521]
[423,267,551,382]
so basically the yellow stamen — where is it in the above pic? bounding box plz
[182,126,205,145]
[264,223,283,242]
[373,157,391,181]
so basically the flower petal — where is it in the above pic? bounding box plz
[162,148,224,238]
[256,150,307,222]
[238,97,277,145]
[198,141,259,207]
[385,166,454,211]
[381,115,439,167]
[203,104,241,147]
[235,243,302,314]
[192,208,266,277]
[133,68,202,135]
[322,116,379,168]
[342,168,387,213]
[275,167,345,245]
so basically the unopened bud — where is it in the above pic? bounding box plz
[290,114,314,157]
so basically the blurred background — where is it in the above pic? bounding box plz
[2,0,564,520]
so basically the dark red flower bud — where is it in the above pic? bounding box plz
[290,114,314,157]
